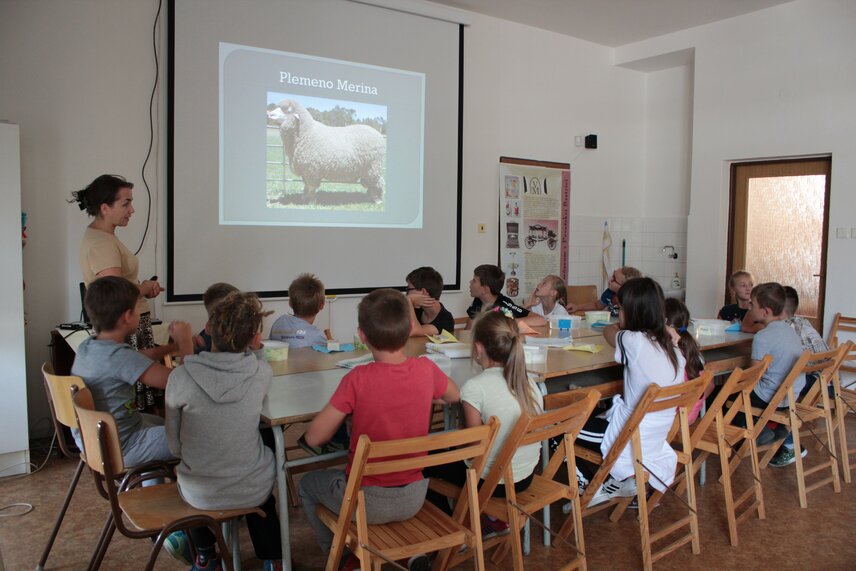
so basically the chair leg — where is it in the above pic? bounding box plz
[36,459,85,570]
[747,435,766,522]
[836,394,852,483]
[506,499,525,571]
[717,439,738,547]
[630,435,652,571]
[821,398,842,494]
[87,512,115,571]
[791,413,808,508]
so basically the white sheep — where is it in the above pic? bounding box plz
[276,99,386,204]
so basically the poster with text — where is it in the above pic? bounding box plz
[498,157,570,306]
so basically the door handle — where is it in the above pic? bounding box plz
[813,274,824,278]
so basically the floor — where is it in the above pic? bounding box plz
[2,421,856,571]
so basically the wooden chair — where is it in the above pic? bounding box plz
[72,386,263,571]
[316,419,501,571]
[454,316,469,330]
[554,374,710,571]
[565,285,598,314]
[36,363,88,571]
[731,346,849,508]
[831,339,856,482]
[650,358,771,547]
[429,389,601,571]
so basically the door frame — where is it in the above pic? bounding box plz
[726,156,831,328]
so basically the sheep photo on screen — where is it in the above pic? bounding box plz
[266,94,387,210]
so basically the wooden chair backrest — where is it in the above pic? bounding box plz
[566,285,598,308]
[829,313,856,347]
[42,362,86,431]
[562,375,707,508]
[831,336,856,376]
[799,343,852,406]
[73,386,125,478]
[332,419,500,546]
[478,389,601,505]
[689,358,770,448]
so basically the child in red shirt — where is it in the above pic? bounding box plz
[298,288,460,561]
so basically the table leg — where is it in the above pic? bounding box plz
[272,425,292,571]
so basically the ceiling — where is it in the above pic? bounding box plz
[429,0,795,47]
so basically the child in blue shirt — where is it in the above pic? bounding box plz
[269,273,328,348]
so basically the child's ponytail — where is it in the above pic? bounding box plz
[471,311,542,415]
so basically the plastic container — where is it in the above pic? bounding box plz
[584,311,611,327]
[691,319,730,336]
[523,345,547,365]
[548,314,582,330]
[263,340,289,361]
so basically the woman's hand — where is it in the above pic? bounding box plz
[140,279,163,299]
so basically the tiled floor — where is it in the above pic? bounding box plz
[2,422,856,570]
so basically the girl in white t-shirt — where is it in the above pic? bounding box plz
[573,277,685,507]
[523,274,569,317]
[424,310,544,531]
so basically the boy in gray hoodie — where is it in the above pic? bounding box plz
[166,291,282,571]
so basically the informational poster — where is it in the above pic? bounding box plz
[498,157,570,305]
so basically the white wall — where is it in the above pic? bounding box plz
[616,0,856,331]
[0,122,29,475]
[0,0,649,433]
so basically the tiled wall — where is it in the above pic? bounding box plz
[567,216,687,298]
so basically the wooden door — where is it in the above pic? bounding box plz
[727,158,831,331]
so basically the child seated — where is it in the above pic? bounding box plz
[165,291,282,571]
[71,276,193,468]
[665,298,712,424]
[523,274,569,318]
[298,289,460,567]
[466,264,545,328]
[269,273,327,348]
[573,278,685,506]
[718,270,763,332]
[195,282,238,353]
[425,311,543,538]
[741,283,806,463]
[566,266,642,317]
[406,266,455,336]
[770,286,829,467]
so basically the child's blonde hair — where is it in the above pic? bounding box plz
[471,311,542,415]
[209,292,273,353]
[542,275,567,306]
[728,270,754,302]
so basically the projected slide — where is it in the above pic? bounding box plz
[220,43,425,228]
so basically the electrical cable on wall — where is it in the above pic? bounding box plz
[135,0,163,255]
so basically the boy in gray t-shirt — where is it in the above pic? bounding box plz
[745,282,806,466]
[747,282,805,407]
[71,276,193,467]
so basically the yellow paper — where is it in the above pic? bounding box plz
[427,329,459,344]
[563,343,603,354]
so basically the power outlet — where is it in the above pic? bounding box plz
[477,223,486,234]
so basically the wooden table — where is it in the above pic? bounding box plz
[263,329,754,569]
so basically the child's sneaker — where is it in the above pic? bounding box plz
[770,445,807,468]
[339,553,361,571]
[263,560,284,571]
[480,514,510,540]
[298,434,347,456]
[191,556,223,571]
[163,530,192,565]
[589,476,637,507]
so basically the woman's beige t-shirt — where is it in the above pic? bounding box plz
[80,226,150,313]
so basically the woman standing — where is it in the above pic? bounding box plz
[71,174,167,411]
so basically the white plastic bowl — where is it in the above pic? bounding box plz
[584,311,611,326]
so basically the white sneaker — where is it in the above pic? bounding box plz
[588,477,637,507]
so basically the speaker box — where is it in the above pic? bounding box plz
[584,134,597,149]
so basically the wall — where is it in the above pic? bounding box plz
[0,122,29,475]
[616,0,856,330]
[0,0,649,434]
